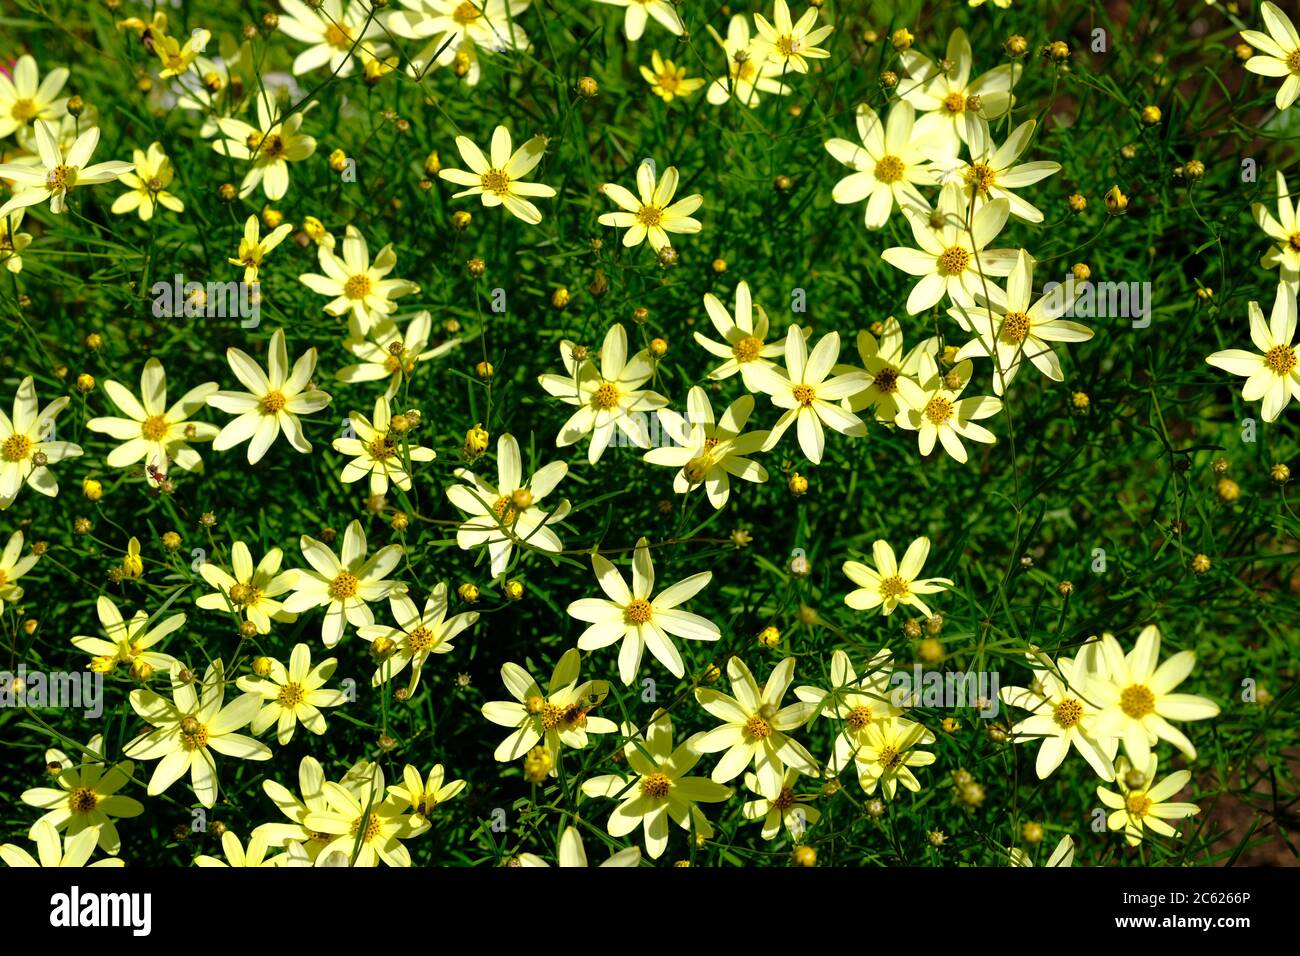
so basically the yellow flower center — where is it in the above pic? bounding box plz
[744,714,772,740]
[260,134,285,159]
[964,162,996,193]
[368,434,399,459]
[46,164,76,191]
[1052,697,1084,728]
[453,1,482,23]
[657,71,681,92]
[1288,232,1300,252]
[878,745,902,769]
[1125,793,1152,817]
[924,396,953,425]
[261,390,287,413]
[351,812,382,843]
[872,366,899,393]
[624,599,653,624]
[277,682,305,708]
[792,383,816,406]
[1000,311,1032,344]
[1289,48,1300,74]
[141,415,169,441]
[329,571,359,599]
[635,205,664,227]
[406,625,436,654]
[492,496,520,526]
[344,274,372,299]
[325,23,352,49]
[943,91,966,114]
[1120,684,1156,719]
[846,704,873,730]
[592,382,620,409]
[0,570,7,588]
[879,575,909,599]
[180,720,210,751]
[481,168,511,196]
[776,35,797,56]
[1264,344,1297,374]
[641,771,671,798]
[773,787,795,810]
[1,433,32,461]
[938,246,970,275]
[874,155,905,184]
[11,98,38,120]
[732,335,763,362]
[69,787,99,814]
[228,583,260,607]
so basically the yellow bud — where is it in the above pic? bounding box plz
[76,373,95,393]
[504,579,524,601]
[458,583,481,604]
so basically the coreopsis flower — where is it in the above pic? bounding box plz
[110,142,182,220]
[838,319,937,423]
[387,764,466,819]
[842,537,952,617]
[537,323,669,463]
[0,530,39,610]
[228,214,294,284]
[882,184,1018,313]
[1254,171,1300,290]
[0,122,133,217]
[438,125,556,225]
[841,715,936,798]
[1009,835,1075,868]
[20,734,142,855]
[0,55,69,138]
[360,585,479,692]
[278,0,383,76]
[825,103,938,230]
[951,249,1093,395]
[598,159,703,252]
[594,0,683,41]
[236,643,347,745]
[1206,284,1300,423]
[1241,2,1300,111]
[580,712,732,860]
[692,656,819,799]
[1087,625,1220,765]
[692,281,792,390]
[0,207,33,273]
[446,433,569,577]
[644,388,769,509]
[516,825,641,867]
[337,311,458,398]
[208,329,331,464]
[213,91,317,201]
[747,326,869,465]
[568,537,720,685]
[71,595,181,675]
[752,0,833,74]
[706,15,791,107]
[85,363,219,485]
[195,541,297,635]
[931,117,1060,224]
[124,660,272,808]
[195,830,306,867]
[333,394,436,496]
[254,756,342,862]
[301,762,429,867]
[481,647,616,764]
[1097,755,1200,846]
[1,375,81,509]
[1,819,123,868]
[641,50,705,101]
[897,28,1021,152]
[741,768,821,841]
[894,354,1002,463]
[794,648,901,727]
[299,224,419,336]
[999,650,1119,781]
[282,519,405,648]
[154,27,212,78]
[387,0,530,84]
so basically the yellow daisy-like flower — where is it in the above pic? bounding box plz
[598,159,703,252]
[333,394,436,496]
[640,50,705,101]
[387,763,467,820]
[0,375,81,510]
[692,280,789,390]
[741,768,821,841]
[644,388,769,510]
[752,0,834,74]
[111,142,183,220]
[842,537,953,618]
[1241,1,1300,111]
[299,224,420,336]
[825,102,940,230]
[278,0,383,76]
[1254,171,1300,289]
[842,715,936,798]
[236,643,348,745]
[85,358,218,486]
[70,595,181,675]
[0,122,134,218]
[837,319,937,423]
[360,584,478,693]
[1097,755,1200,847]
[253,755,348,863]
[1206,283,1300,423]
[300,762,429,867]
[195,540,298,635]
[897,28,1021,153]
[336,311,458,400]
[894,354,1002,463]
[580,712,732,860]
[705,15,791,108]
[154,27,212,78]
[213,91,317,201]
[438,125,556,225]
[19,734,143,855]
[516,825,641,867]
[0,55,69,138]
[1,819,123,868]
[795,647,901,728]
[228,214,294,284]
[124,659,272,809]
[568,537,721,685]
[387,0,530,85]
